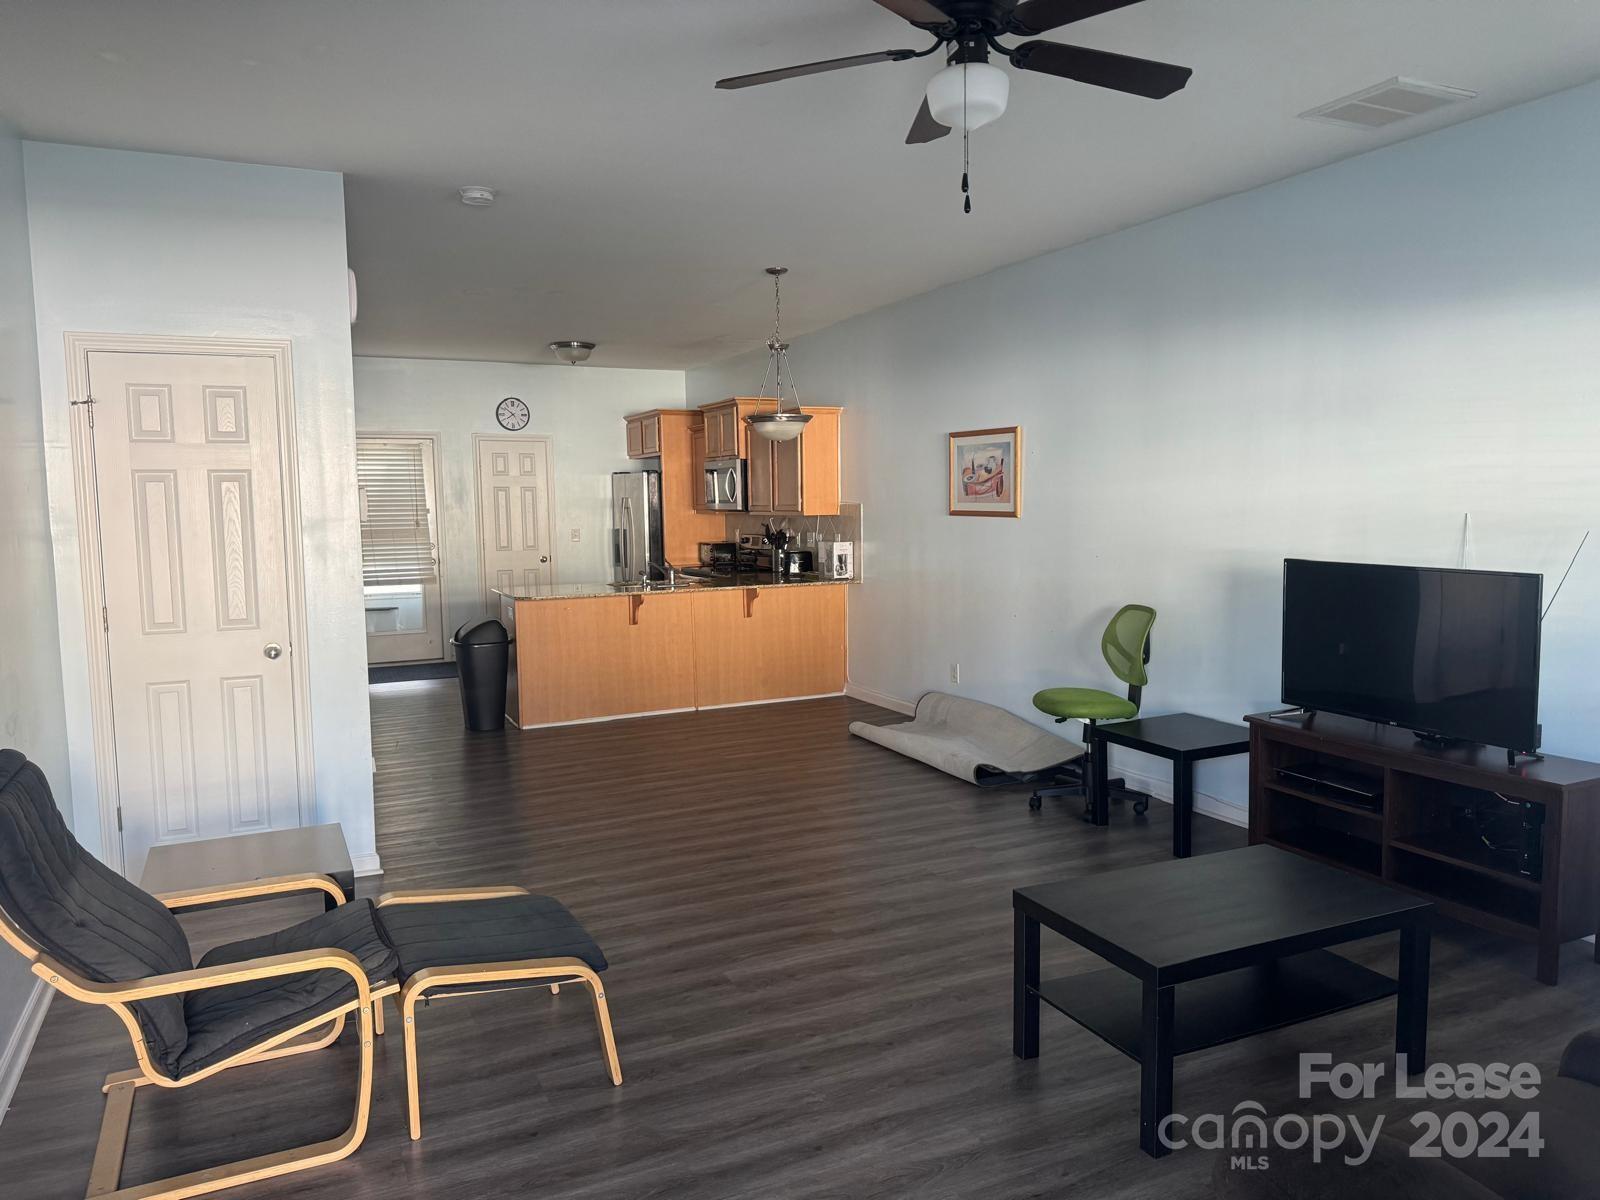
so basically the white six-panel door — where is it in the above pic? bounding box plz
[86,349,304,879]
[474,436,555,611]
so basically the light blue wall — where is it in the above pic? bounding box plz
[690,81,1600,816]
[22,143,376,868]
[353,356,685,638]
[0,119,69,1115]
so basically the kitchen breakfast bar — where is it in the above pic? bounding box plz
[497,577,849,728]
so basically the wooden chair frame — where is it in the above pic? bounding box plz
[0,880,395,1200]
[376,887,623,1139]
[148,871,349,913]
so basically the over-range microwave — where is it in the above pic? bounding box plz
[703,457,746,512]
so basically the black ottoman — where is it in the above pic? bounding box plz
[373,887,619,1139]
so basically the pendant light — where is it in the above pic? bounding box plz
[745,267,811,442]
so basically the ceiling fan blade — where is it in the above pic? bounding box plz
[716,49,915,90]
[1009,41,1192,99]
[1006,0,1147,37]
[871,0,953,27]
[905,97,951,144]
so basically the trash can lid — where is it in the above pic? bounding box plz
[452,618,509,645]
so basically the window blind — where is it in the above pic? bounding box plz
[357,440,437,586]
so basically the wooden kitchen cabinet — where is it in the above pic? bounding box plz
[625,411,661,459]
[511,592,697,725]
[691,584,847,707]
[746,427,774,512]
[699,397,777,460]
[745,406,842,516]
[690,420,710,513]
[654,410,725,563]
[507,582,848,726]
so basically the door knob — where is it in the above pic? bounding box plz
[539,555,549,564]
[263,643,283,660]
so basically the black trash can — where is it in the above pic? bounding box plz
[452,618,510,732]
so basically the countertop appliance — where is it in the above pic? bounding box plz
[703,457,746,512]
[817,540,854,580]
[698,541,739,570]
[748,546,813,578]
[611,470,665,584]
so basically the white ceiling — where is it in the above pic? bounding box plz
[2,0,1598,369]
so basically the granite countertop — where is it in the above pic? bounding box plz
[494,571,855,602]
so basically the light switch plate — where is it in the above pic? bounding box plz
[570,528,582,542]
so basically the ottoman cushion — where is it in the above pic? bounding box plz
[376,894,607,981]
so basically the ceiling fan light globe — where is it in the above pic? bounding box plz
[926,62,1009,132]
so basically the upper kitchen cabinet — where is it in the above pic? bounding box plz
[624,410,662,459]
[652,410,726,563]
[747,407,842,516]
[700,397,776,460]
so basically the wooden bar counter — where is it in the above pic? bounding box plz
[497,579,847,728]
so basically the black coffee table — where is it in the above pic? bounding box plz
[1087,712,1249,857]
[1013,845,1433,1157]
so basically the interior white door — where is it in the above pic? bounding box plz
[358,435,444,664]
[475,436,554,611]
[86,349,304,880]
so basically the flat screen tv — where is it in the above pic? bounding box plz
[1281,559,1542,752]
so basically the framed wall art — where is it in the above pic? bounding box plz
[948,426,1022,517]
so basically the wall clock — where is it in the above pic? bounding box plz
[496,397,530,431]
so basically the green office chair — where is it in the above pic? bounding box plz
[1028,604,1157,815]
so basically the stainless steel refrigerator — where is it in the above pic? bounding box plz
[610,470,665,584]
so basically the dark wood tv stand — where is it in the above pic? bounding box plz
[1247,712,1600,984]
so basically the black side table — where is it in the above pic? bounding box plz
[1088,713,1249,857]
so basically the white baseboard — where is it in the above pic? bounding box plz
[843,682,917,716]
[514,705,696,730]
[1114,763,1248,829]
[352,852,383,878]
[699,692,845,712]
[0,982,52,1127]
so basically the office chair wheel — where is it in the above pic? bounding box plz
[1028,793,1043,811]
[1133,796,1149,816]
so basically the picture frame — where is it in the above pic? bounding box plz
[948,426,1022,517]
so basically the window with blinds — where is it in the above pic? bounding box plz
[356,439,437,586]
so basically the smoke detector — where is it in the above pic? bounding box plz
[1300,77,1476,130]
[458,185,497,206]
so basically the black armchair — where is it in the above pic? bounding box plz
[0,747,621,1198]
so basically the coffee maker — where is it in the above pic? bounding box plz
[817,540,854,580]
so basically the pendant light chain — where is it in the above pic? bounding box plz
[763,268,802,413]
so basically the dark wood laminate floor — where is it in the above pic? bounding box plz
[4,686,1599,1199]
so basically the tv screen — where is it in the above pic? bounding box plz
[1281,559,1541,751]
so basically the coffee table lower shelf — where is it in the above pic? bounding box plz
[1033,949,1398,1061]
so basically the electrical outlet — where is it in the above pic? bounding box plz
[950,662,960,684]
[570,527,582,542]
[803,530,816,547]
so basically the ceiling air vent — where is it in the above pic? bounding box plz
[1300,77,1477,130]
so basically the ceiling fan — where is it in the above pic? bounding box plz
[715,0,1193,146]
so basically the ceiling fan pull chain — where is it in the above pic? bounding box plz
[961,61,972,214]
